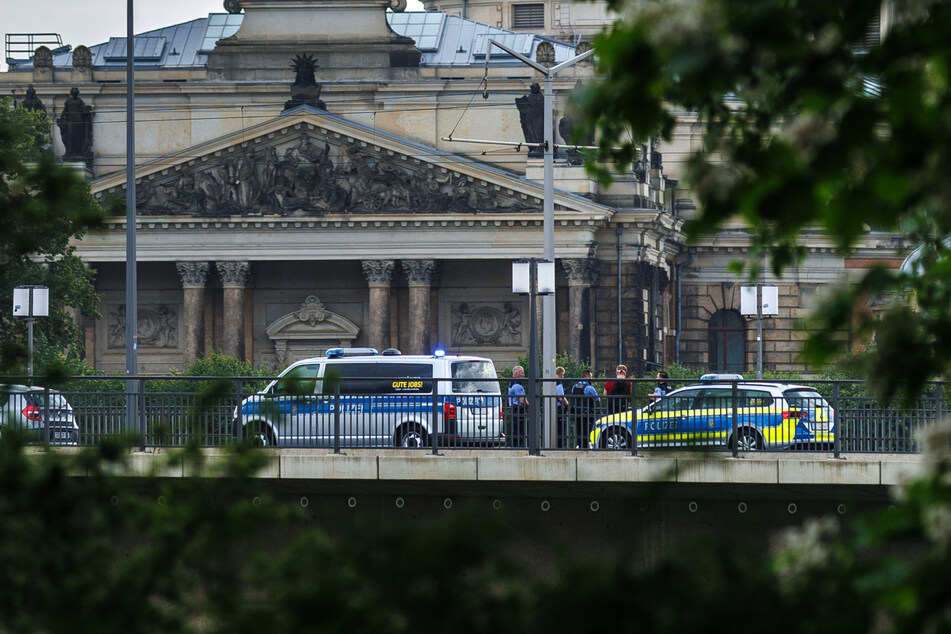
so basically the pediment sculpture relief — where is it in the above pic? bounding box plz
[120,133,533,217]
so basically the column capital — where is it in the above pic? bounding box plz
[402,259,435,286]
[216,261,251,288]
[562,258,599,286]
[176,261,210,288]
[362,259,395,287]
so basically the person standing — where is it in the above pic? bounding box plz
[570,369,600,448]
[651,370,671,402]
[605,364,632,415]
[555,366,569,448]
[508,365,528,447]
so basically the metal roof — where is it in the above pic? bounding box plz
[19,11,575,71]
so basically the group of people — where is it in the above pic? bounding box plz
[507,365,671,448]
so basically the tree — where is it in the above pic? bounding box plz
[580,0,951,403]
[0,97,104,374]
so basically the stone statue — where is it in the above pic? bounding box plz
[284,53,326,112]
[21,85,46,114]
[224,0,242,14]
[515,83,544,158]
[56,87,94,163]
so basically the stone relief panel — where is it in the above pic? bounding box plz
[104,126,539,217]
[450,302,521,347]
[107,304,180,349]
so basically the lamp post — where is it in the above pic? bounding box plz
[513,259,554,455]
[489,40,594,448]
[13,285,49,378]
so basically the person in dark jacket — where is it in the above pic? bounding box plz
[605,364,632,415]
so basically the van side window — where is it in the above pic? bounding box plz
[335,363,377,395]
[376,363,433,394]
[276,364,321,395]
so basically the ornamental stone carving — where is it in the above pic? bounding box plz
[535,41,555,68]
[451,302,521,347]
[176,261,209,288]
[284,54,326,112]
[362,260,394,287]
[108,305,179,349]
[562,258,599,286]
[33,46,53,69]
[118,132,531,217]
[216,261,250,287]
[402,260,435,286]
[72,46,92,72]
[296,295,329,326]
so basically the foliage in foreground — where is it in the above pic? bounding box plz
[580,0,951,405]
[0,97,105,375]
[3,412,951,632]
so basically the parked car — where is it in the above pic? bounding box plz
[589,381,835,451]
[234,348,504,447]
[0,384,80,445]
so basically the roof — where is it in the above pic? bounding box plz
[16,11,575,71]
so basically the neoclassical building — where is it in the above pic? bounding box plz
[1,0,907,375]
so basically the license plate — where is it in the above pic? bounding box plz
[51,430,73,441]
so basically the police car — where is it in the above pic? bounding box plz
[234,348,504,447]
[589,380,835,451]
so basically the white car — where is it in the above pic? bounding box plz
[0,384,80,445]
[235,348,504,447]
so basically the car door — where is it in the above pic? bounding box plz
[272,363,322,446]
[321,362,377,447]
[692,388,735,446]
[637,388,701,447]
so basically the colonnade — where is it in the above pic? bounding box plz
[174,258,599,364]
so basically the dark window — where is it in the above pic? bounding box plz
[512,4,545,29]
[708,309,746,373]
[376,363,433,394]
[334,363,378,395]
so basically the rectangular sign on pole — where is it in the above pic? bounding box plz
[760,286,779,315]
[12,287,30,317]
[32,287,49,317]
[740,286,757,316]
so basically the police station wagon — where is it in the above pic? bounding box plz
[589,381,835,451]
[235,348,504,447]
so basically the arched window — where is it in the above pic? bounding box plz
[708,309,745,372]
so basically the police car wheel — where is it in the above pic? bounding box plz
[600,427,632,450]
[398,425,428,448]
[733,429,763,451]
[244,422,272,447]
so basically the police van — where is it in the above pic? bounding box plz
[235,348,504,447]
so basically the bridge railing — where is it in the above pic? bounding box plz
[6,376,948,453]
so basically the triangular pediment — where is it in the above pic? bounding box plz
[92,108,610,218]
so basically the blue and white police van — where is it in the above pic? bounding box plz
[234,348,504,447]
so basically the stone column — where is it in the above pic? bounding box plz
[216,261,250,359]
[402,260,435,355]
[176,262,209,366]
[562,258,599,363]
[362,260,394,352]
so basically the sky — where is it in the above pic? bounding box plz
[3,0,424,71]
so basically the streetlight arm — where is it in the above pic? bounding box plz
[549,48,594,74]
[487,39,550,75]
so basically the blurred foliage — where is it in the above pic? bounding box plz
[0,98,106,375]
[579,0,951,405]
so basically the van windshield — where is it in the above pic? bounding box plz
[451,361,499,394]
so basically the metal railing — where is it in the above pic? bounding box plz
[3,376,946,454]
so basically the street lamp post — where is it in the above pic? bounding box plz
[489,40,594,448]
[513,259,554,455]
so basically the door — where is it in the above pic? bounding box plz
[638,389,700,447]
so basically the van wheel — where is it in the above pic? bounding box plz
[244,422,273,447]
[397,425,428,448]
[599,427,632,450]
[733,428,763,451]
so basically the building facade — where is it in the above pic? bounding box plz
[1,0,907,376]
